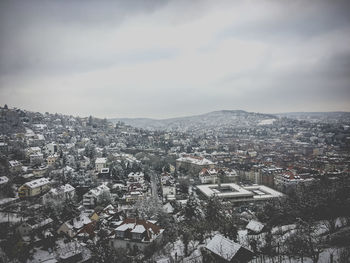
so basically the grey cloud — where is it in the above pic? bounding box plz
[218,0,350,41]
[215,48,350,113]
[0,0,349,117]
[0,47,180,76]
[0,0,172,76]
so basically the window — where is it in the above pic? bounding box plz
[116,231,124,238]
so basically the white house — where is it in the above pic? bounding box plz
[9,160,22,173]
[83,184,110,208]
[127,172,145,184]
[95,158,107,173]
[42,184,75,204]
[44,143,58,155]
[199,168,219,184]
[162,185,176,201]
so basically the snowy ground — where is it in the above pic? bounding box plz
[27,249,57,263]
[155,220,349,263]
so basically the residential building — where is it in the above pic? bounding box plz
[95,157,107,173]
[274,171,314,192]
[199,168,219,184]
[204,234,254,262]
[57,214,95,238]
[125,191,145,203]
[43,142,58,155]
[162,184,176,201]
[246,220,265,235]
[47,154,59,166]
[30,153,44,165]
[109,218,164,251]
[42,184,75,204]
[9,160,22,173]
[83,184,110,208]
[18,178,50,198]
[176,154,215,175]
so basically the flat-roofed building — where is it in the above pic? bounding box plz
[18,178,50,198]
[196,183,283,203]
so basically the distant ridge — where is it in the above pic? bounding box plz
[275,111,350,120]
[109,110,277,131]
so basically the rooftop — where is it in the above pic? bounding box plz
[0,176,9,185]
[206,234,242,261]
[24,178,50,189]
[197,183,283,201]
[95,157,107,164]
[177,155,214,166]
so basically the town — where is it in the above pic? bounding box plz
[0,105,349,262]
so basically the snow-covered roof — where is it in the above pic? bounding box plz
[128,172,144,178]
[197,184,252,198]
[30,152,43,157]
[244,185,284,199]
[0,176,9,185]
[163,203,174,213]
[86,184,110,197]
[246,220,265,233]
[206,234,242,261]
[29,146,41,152]
[131,224,146,233]
[197,183,283,201]
[116,223,135,231]
[72,215,91,229]
[24,178,50,189]
[9,160,21,167]
[177,155,214,166]
[62,184,74,192]
[22,173,34,179]
[48,184,75,195]
[112,183,125,189]
[95,157,107,164]
[115,218,163,240]
[199,168,218,176]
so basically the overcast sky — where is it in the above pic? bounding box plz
[0,0,350,119]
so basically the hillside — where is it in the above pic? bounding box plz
[276,112,350,123]
[110,110,277,131]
